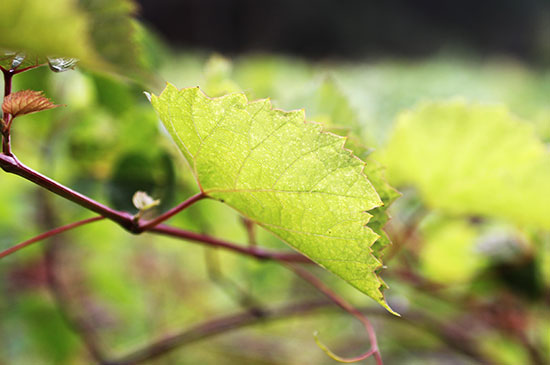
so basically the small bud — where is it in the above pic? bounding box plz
[47,57,78,72]
[132,191,160,211]
[11,53,25,69]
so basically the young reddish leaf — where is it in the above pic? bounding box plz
[2,90,59,118]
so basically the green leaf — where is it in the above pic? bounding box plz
[0,0,102,69]
[306,79,399,261]
[308,78,360,132]
[203,55,241,97]
[363,160,400,261]
[384,101,550,229]
[0,0,147,79]
[418,216,485,284]
[79,0,148,79]
[151,84,395,312]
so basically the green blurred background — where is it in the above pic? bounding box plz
[1,1,549,364]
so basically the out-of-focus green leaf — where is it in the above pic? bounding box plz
[384,102,550,229]
[79,0,148,80]
[0,0,147,80]
[15,294,79,363]
[480,334,530,365]
[0,0,102,69]
[309,79,359,132]
[151,84,397,312]
[419,216,484,283]
[203,55,241,97]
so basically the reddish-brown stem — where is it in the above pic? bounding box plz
[0,67,385,365]
[0,216,104,260]
[241,217,257,246]
[13,64,46,74]
[0,153,310,263]
[285,264,383,364]
[2,68,14,155]
[149,224,312,263]
[0,153,135,229]
[104,299,334,365]
[0,69,312,264]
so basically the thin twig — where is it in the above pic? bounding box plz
[2,68,14,155]
[37,193,107,364]
[0,153,134,229]
[0,153,311,263]
[285,264,383,364]
[0,216,104,259]
[205,249,266,316]
[149,224,311,263]
[13,64,47,74]
[241,217,257,246]
[103,299,333,365]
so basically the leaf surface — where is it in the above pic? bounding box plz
[151,84,395,311]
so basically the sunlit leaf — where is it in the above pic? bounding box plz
[151,84,395,312]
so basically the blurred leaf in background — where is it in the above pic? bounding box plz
[383,102,550,229]
[0,0,152,82]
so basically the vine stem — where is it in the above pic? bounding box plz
[149,224,311,263]
[0,216,104,259]
[0,151,310,263]
[0,153,135,229]
[285,264,383,364]
[2,67,14,155]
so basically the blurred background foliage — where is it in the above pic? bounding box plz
[1,0,549,364]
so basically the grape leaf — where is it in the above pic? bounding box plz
[304,78,399,260]
[384,101,550,229]
[151,84,395,312]
[200,56,398,262]
[363,160,400,260]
